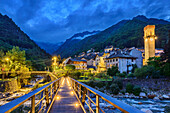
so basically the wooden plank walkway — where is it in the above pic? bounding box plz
[50,78,84,113]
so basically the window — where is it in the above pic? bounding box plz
[132,59,134,62]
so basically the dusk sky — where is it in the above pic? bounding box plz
[0,0,170,43]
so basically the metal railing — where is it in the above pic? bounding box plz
[0,77,62,113]
[68,77,144,113]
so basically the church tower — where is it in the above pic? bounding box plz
[143,25,157,65]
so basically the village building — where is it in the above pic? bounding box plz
[105,51,136,73]
[104,45,114,53]
[129,48,143,68]
[65,59,87,70]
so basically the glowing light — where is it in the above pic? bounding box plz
[75,103,79,107]
[145,39,148,42]
[71,91,74,95]
[150,38,153,41]
[56,96,60,100]
[5,57,9,61]
[155,36,158,39]
[52,56,57,60]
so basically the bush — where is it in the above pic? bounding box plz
[65,65,75,70]
[134,65,159,78]
[126,83,134,93]
[127,73,135,78]
[113,79,123,89]
[96,82,105,88]
[116,73,126,78]
[110,84,120,95]
[133,85,141,96]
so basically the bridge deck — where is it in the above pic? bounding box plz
[50,78,84,113]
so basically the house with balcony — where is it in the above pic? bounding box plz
[105,51,137,73]
[66,59,87,70]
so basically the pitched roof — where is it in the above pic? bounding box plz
[70,59,87,62]
[106,51,136,59]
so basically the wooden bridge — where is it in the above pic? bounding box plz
[0,72,144,113]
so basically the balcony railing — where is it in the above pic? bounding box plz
[68,77,144,113]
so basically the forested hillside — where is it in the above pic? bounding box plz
[0,13,51,70]
[54,15,170,58]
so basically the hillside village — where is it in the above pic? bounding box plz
[63,46,163,73]
[62,25,164,75]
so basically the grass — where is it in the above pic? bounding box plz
[77,76,112,82]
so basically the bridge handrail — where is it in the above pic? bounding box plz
[0,77,61,113]
[69,77,144,113]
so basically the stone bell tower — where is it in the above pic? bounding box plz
[143,25,157,65]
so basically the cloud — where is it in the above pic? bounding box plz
[0,0,169,43]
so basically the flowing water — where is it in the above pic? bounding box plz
[117,98,170,113]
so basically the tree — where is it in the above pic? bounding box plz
[107,66,119,77]
[4,46,30,77]
[147,57,162,71]
[65,65,75,70]
[134,65,160,78]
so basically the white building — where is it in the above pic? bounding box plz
[105,52,136,73]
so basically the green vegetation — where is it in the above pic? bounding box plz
[0,13,51,71]
[65,65,75,70]
[107,66,119,77]
[55,15,170,58]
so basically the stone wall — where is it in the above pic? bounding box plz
[0,78,18,92]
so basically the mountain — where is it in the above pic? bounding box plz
[36,41,63,54]
[54,15,170,58]
[53,30,100,57]
[0,13,51,70]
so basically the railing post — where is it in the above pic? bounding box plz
[75,82,78,92]
[31,95,35,113]
[96,95,99,113]
[87,90,91,113]
[79,84,81,99]
[39,91,44,111]
[54,82,56,94]
[82,87,87,106]
[51,84,53,99]
[57,80,59,89]
[45,88,49,106]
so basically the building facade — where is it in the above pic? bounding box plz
[66,59,87,70]
[105,52,136,73]
[143,25,157,65]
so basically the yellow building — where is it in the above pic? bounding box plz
[143,25,157,65]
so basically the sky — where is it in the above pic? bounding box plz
[0,0,170,43]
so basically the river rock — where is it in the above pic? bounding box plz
[148,95,156,99]
[139,92,147,97]
[153,97,160,101]
[141,109,153,113]
[162,94,169,99]
[0,93,3,99]
[125,93,129,95]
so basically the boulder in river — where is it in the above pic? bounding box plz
[141,109,153,113]
[153,97,160,101]
[139,92,147,97]
[148,95,156,99]
[162,94,169,99]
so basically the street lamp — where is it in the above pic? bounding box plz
[5,57,10,62]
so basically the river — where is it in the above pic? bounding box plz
[117,98,170,113]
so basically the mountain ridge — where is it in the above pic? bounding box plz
[54,15,170,58]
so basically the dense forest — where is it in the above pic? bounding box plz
[54,15,170,58]
[0,13,51,70]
